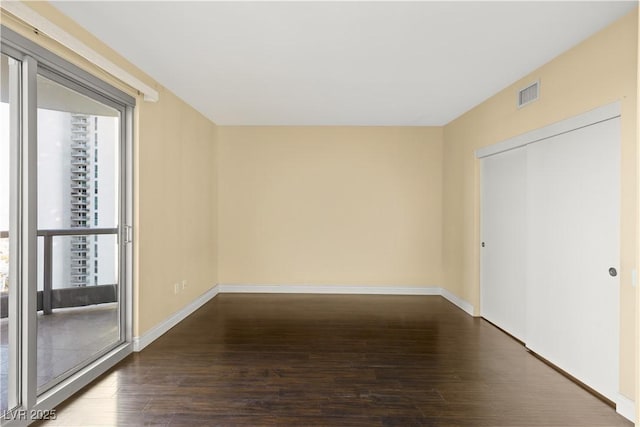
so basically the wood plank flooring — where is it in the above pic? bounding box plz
[35,294,632,426]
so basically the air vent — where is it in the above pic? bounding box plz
[518,81,539,108]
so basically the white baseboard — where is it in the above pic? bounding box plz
[218,283,442,296]
[219,284,475,315]
[133,284,475,351]
[133,285,219,352]
[616,394,635,423]
[440,288,476,316]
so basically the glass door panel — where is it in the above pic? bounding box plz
[36,74,122,392]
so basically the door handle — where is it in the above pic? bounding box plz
[609,267,617,277]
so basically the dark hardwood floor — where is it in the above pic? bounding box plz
[36,294,632,426]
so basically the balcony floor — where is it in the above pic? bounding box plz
[1,303,119,412]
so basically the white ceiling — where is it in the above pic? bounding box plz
[51,1,637,126]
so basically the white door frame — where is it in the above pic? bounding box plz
[476,103,621,159]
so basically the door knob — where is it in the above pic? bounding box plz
[609,267,617,277]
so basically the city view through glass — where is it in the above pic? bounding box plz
[0,73,123,410]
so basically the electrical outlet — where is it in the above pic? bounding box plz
[632,269,637,288]
[182,280,187,290]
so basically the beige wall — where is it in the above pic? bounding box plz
[636,7,640,421]
[217,126,443,287]
[1,2,219,337]
[136,89,217,335]
[443,10,637,399]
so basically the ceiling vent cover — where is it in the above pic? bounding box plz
[518,81,539,108]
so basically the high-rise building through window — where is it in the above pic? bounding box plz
[70,114,91,286]
[35,107,118,290]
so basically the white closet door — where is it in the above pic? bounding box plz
[480,147,527,341]
[526,117,620,402]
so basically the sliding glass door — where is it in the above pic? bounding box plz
[35,73,123,393]
[1,26,133,424]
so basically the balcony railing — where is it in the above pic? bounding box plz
[0,227,118,318]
